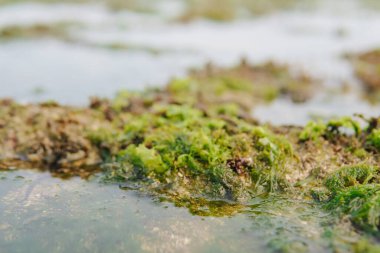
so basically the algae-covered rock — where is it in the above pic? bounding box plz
[351,49,380,103]
[188,60,317,105]
[298,116,380,159]
[352,49,380,92]
[1,60,380,250]
[296,116,380,235]
[0,99,110,178]
[367,129,380,151]
[325,165,378,193]
[299,116,362,142]
[316,165,380,233]
[327,184,380,233]
[0,61,314,191]
[103,104,294,201]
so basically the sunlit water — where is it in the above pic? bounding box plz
[0,170,333,253]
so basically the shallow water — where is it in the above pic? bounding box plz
[0,40,201,105]
[0,170,337,253]
[0,1,380,123]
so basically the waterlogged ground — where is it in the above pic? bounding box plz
[1,1,380,253]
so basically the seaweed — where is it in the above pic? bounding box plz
[299,121,326,142]
[324,165,378,193]
[367,129,380,151]
[299,116,362,142]
[106,104,294,201]
[326,184,380,233]
[320,165,380,233]
[1,60,380,250]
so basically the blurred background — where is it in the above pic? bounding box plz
[1,0,380,124]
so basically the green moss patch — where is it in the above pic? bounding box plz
[325,165,378,193]
[326,184,380,233]
[317,165,380,233]
[101,104,294,201]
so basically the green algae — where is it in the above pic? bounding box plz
[87,70,379,249]
[326,184,380,233]
[353,239,380,253]
[326,117,362,137]
[296,118,380,237]
[169,196,244,217]
[299,121,327,142]
[102,104,294,201]
[0,3,380,252]
[324,165,379,193]
[122,144,168,174]
[313,165,380,234]
[299,118,380,226]
[187,61,316,105]
[1,60,380,252]
[299,116,362,142]
[298,116,380,161]
[367,129,380,151]
[78,62,317,204]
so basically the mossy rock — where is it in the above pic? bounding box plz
[325,165,379,192]
[326,184,380,233]
[106,105,295,201]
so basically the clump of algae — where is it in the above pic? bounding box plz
[327,184,380,233]
[0,99,109,178]
[324,165,378,193]
[299,116,362,142]
[179,0,308,22]
[1,60,380,250]
[104,104,294,201]
[310,165,380,234]
[350,49,380,102]
[0,23,75,41]
[85,60,319,202]
[188,60,317,105]
[367,129,380,151]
